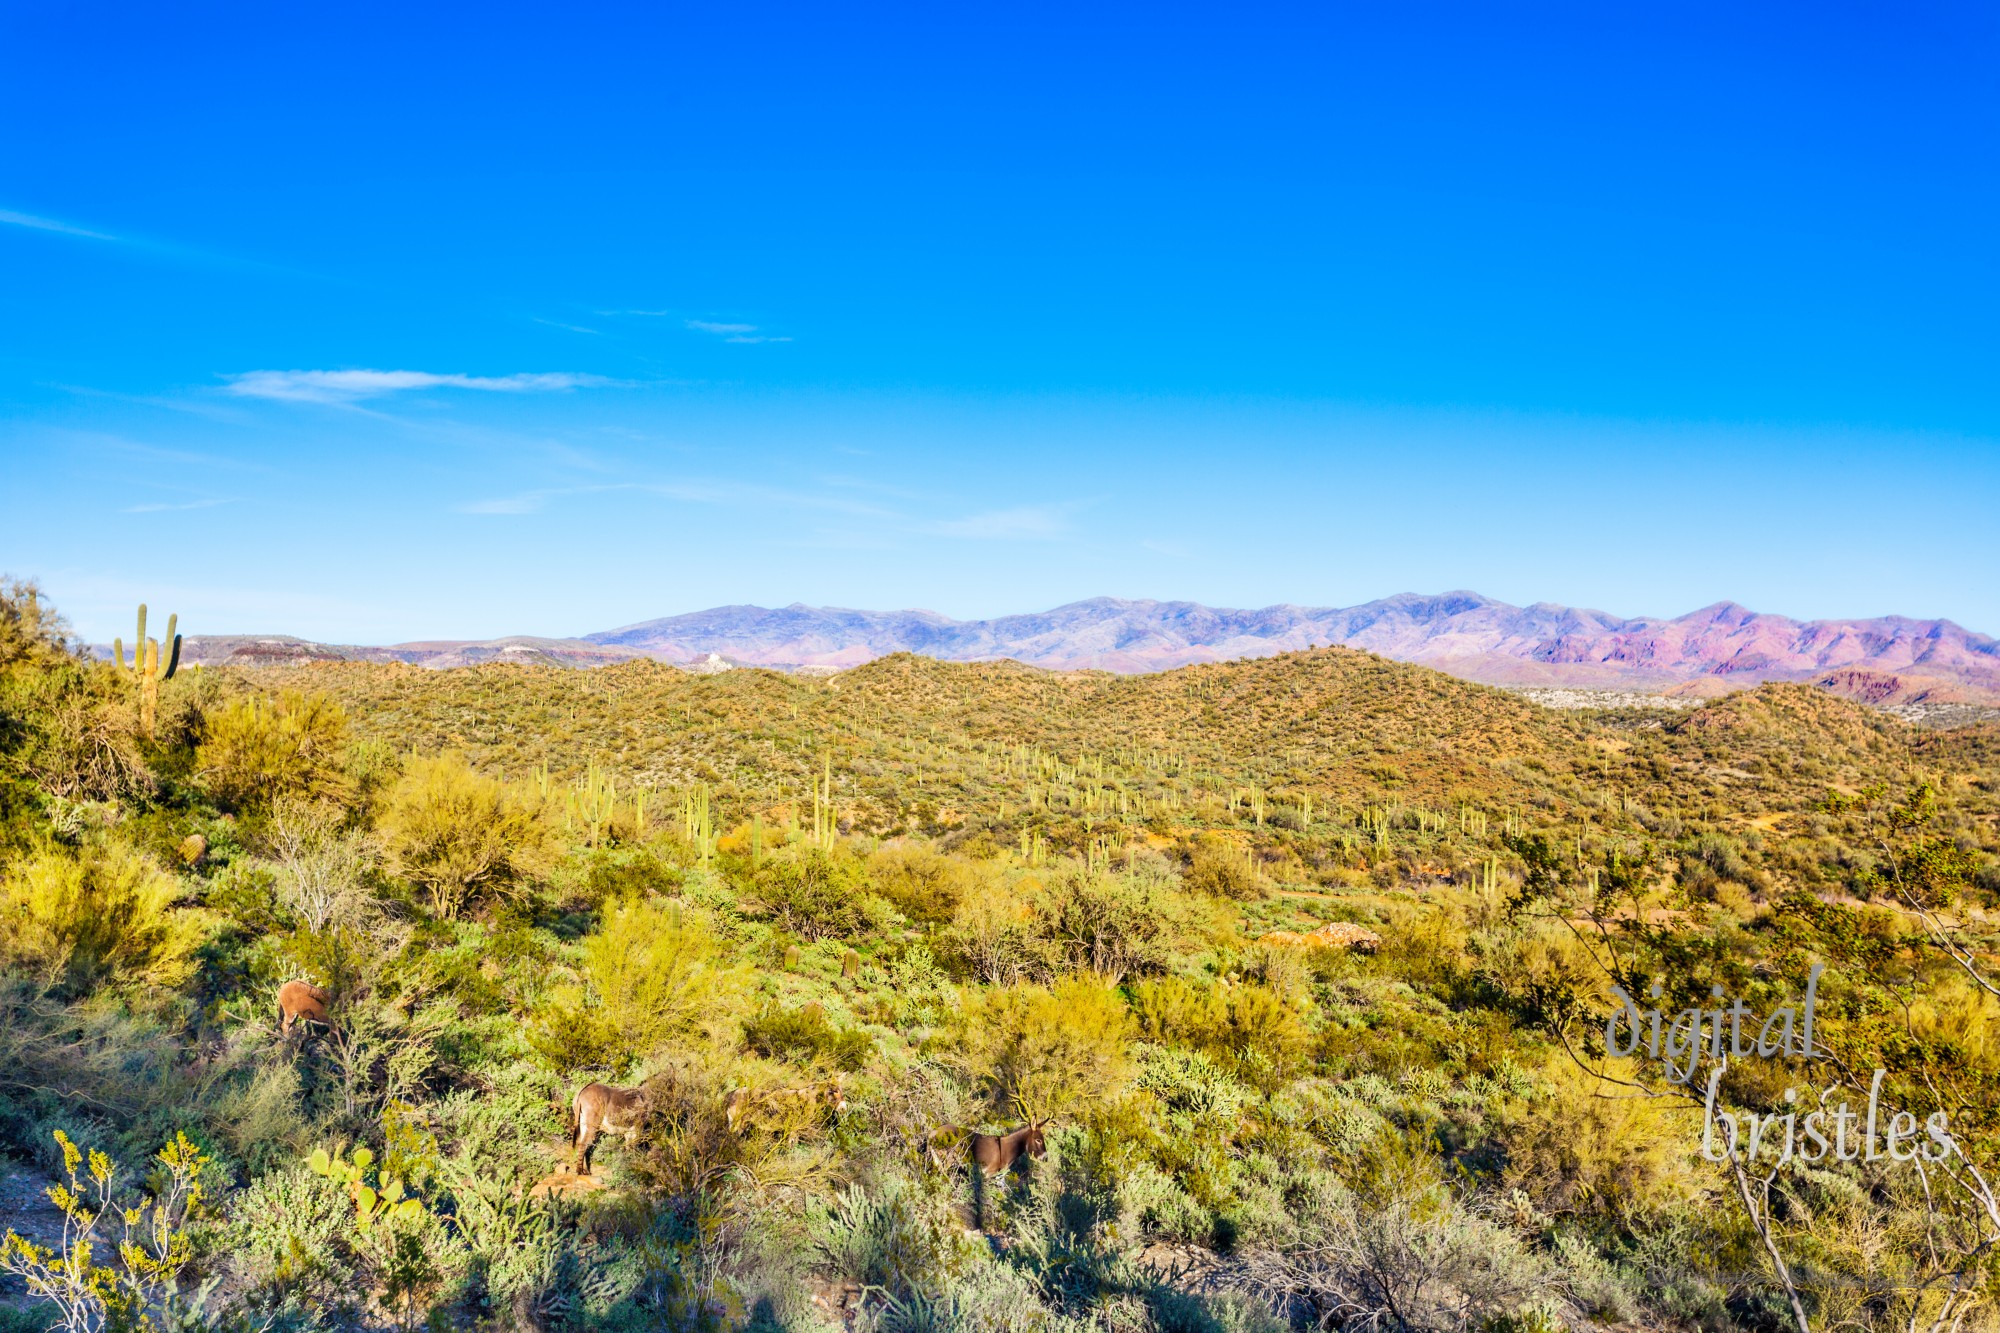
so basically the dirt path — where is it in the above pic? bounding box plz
[0,1163,65,1313]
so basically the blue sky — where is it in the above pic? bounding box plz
[3,1,1996,643]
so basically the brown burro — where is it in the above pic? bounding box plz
[724,1076,848,1134]
[571,1082,647,1175]
[276,980,332,1038]
[971,1122,1046,1172]
[932,1122,1045,1173]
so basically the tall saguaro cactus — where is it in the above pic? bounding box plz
[113,603,181,738]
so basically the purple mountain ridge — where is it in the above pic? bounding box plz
[160,593,2000,703]
[582,593,2000,700]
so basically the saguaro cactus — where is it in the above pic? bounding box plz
[113,603,181,738]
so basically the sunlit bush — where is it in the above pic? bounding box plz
[378,753,554,919]
[1132,976,1310,1089]
[868,844,980,924]
[942,881,1053,985]
[0,840,205,991]
[954,977,1134,1121]
[1037,867,1177,982]
[584,897,748,1055]
[744,1002,873,1070]
[1184,835,1270,901]
[748,845,881,939]
[1500,1057,1695,1221]
[196,688,350,810]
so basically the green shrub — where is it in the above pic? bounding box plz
[1235,1150,1556,1333]
[1131,977,1309,1088]
[868,845,978,924]
[208,1060,309,1177]
[581,847,683,907]
[1038,868,1175,982]
[0,839,207,991]
[955,978,1135,1121]
[221,1163,361,1317]
[812,1176,957,1299]
[585,898,748,1056]
[887,942,958,1029]
[196,689,350,811]
[527,996,623,1076]
[743,1004,873,1070]
[378,754,555,920]
[748,847,877,939]
[1183,838,1269,901]
[0,1305,56,1333]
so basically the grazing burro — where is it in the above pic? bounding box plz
[277,979,332,1037]
[563,1075,850,1179]
[723,1075,848,1134]
[969,1121,1046,1172]
[570,1081,648,1175]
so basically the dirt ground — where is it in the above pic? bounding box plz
[0,1161,65,1314]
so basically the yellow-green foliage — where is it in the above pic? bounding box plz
[748,845,879,940]
[1036,867,1180,982]
[0,576,70,671]
[954,977,1135,1121]
[1906,976,2000,1069]
[197,688,350,809]
[868,844,980,924]
[1131,976,1310,1086]
[377,753,553,919]
[0,1129,208,1332]
[1501,1057,1698,1220]
[0,840,206,990]
[1183,835,1270,900]
[585,897,748,1054]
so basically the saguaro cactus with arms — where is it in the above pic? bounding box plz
[113,603,182,738]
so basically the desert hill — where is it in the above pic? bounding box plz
[241,646,1981,845]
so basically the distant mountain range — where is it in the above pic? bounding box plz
[157,592,2000,703]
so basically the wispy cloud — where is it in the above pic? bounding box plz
[456,495,547,515]
[0,208,121,242]
[222,369,615,404]
[686,319,793,344]
[923,505,1073,540]
[3,207,321,279]
[454,478,898,521]
[122,497,233,514]
[533,317,601,335]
